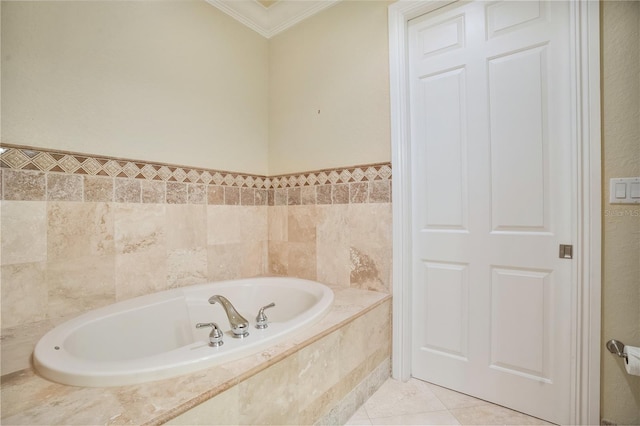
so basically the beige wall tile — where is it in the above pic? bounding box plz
[268,241,288,275]
[0,144,394,345]
[47,255,116,319]
[114,203,166,255]
[207,185,224,205]
[350,247,387,293]
[165,300,391,426]
[224,187,240,205]
[3,170,46,201]
[207,206,241,245]
[207,242,266,282]
[166,204,207,250]
[141,180,165,204]
[167,182,188,204]
[47,174,83,201]
[339,302,391,378]
[0,142,394,344]
[1,201,47,265]
[348,204,392,292]
[339,311,373,379]
[369,180,390,203]
[267,205,288,242]
[188,184,207,205]
[287,187,301,205]
[47,202,115,262]
[301,186,316,205]
[1,262,47,328]
[166,386,240,425]
[240,187,255,206]
[255,189,268,206]
[287,205,317,243]
[239,355,300,425]
[266,203,392,291]
[332,184,349,204]
[114,178,141,203]
[1,316,57,374]
[115,249,168,301]
[207,243,243,281]
[167,247,208,288]
[207,206,267,245]
[316,205,351,287]
[288,242,317,280]
[84,176,114,202]
[297,331,341,418]
[317,185,332,204]
[274,188,286,205]
[350,182,369,204]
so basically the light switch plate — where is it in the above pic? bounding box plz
[610,177,640,204]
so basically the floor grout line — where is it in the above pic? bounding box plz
[348,378,555,426]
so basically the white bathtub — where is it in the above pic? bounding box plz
[33,277,333,387]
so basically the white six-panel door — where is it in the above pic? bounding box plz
[409,1,573,423]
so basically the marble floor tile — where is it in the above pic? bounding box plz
[362,378,446,418]
[425,382,490,410]
[449,404,554,425]
[345,406,371,426]
[370,410,462,425]
[347,378,555,426]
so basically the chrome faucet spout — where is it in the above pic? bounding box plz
[208,295,249,338]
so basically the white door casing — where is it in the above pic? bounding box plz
[389,1,601,425]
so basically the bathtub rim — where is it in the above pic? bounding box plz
[32,276,334,387]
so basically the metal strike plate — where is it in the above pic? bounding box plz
[559,244,573,259]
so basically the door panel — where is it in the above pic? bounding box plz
[409,1,573,424]
[489,46,548,230]
[422,261,469,358]
[490,267,551,379]
[419,67,468,230]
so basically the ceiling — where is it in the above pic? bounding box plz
[205,0,341,38]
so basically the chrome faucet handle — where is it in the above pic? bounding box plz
[196,322,224,347]
[255,302,276,329]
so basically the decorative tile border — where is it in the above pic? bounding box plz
[0,145,268,188]
[0,144,391,205]
[269,164,392,188]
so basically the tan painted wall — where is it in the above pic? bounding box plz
[2,0,393,177]
[1,1,269,175]
[268,0,392,175]
[601,1,640,424]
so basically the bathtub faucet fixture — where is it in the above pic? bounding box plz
[195,322,224,347]
[208,295,250,338]
[255,302,276,329]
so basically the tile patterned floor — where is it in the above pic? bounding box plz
[345,378,554,426]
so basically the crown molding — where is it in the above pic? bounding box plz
[205,0,341,38]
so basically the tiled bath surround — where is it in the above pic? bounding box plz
[1,145,393,423]
[166,301,391,426]
[2,288,391,425]
[0,144,392,372]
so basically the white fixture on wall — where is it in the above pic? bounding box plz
[205,0,341,38]
[609,177,640,204]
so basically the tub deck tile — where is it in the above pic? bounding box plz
[1,285,390,426]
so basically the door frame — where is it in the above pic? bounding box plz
[388,1,602,424]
